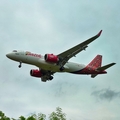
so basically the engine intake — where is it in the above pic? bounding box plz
[44,54,59,63]
[30,69,42,78]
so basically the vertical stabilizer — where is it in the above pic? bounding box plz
[88,55,102,69]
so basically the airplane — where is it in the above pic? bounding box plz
[6,30,116,82]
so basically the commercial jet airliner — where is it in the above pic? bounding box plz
[6,30,116,82]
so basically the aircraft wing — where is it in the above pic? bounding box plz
[58,30,102,68]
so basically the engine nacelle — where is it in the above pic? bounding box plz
[44,54,59,63]
[30,69,42,78]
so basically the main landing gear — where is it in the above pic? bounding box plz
[49,76,53,80]
[18,61,22,68]
[60,66,65,71]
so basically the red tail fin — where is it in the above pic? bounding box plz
[88,55,102,69]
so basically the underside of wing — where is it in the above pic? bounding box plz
[58,30,102,67]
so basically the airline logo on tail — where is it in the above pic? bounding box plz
[88,55,102,69]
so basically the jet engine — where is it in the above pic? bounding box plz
[30,69,42,78]
[44,54,59,63]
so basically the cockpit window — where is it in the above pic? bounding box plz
[13,50,17,52]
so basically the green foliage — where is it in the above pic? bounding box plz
[37,113,46,120]
[18,113,46,120]
[0,107,66,120]
[26,115,36,120]
[49,107,66,120]
[0,111,10,120]
[30,113,46,120]
[19,116,26,120]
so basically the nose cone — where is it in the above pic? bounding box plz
[6,53,14,60]
[6,53,11,58]
[6,52,19,61]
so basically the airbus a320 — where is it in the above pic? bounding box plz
[6,30,116,82]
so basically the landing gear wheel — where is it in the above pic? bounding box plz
[49,76,53,80]
[18,61,22,68]
[18,65,21,68]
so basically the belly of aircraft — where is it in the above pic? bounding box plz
[36,59,85,73]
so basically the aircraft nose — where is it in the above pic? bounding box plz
[6,53,12,59]
[6,52,18,61]
[6,53,10,58]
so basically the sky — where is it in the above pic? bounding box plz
[0,0,120,120]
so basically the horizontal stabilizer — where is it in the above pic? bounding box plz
[96,63,116,71]
[91,74,98,78]
[91,63,116,78]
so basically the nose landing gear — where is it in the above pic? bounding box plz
[18,61,22,68]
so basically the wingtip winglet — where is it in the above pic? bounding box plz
[111,63,116,66]
[98,30,102,36]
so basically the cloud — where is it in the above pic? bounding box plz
[91,88,120,101]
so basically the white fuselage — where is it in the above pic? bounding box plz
[6,51,85,73]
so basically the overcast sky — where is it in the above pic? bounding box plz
[0,0,120,120]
